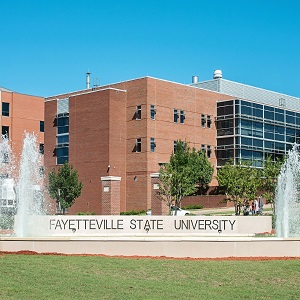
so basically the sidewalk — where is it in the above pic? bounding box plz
[192,204,272,215]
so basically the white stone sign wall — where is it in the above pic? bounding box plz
[24,215,272,237]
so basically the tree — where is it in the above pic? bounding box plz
[217,159,261,215]
[261,155,284,213]
[159,140,214,211]
[48,162,83,214]
[158,163,174,210]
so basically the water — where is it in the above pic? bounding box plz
[275,144,300,237]
[0,133,44,237]
[0,136,16,232]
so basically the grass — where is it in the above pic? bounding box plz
[0,254,299,299]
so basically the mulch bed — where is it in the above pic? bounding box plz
[0,250,299,261]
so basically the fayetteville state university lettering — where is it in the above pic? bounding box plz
[50,219,124,232]
[173,219,236,231]
[49,217,237,233]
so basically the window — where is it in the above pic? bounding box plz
[57,146,69,164]
[201,144,206,153]
[57,134,69,144]
[136,105,141,120]
[150,137,156,152]
[2,126,9,138]
[2,102,9,116]
[207,115,211,128]
[39,143,44,155]
[207,145,211,158]
[174,140,177,152]
[180,110,185,124]
[2,152,9,163]
[39,167,45,177]
[57,116,69,134]
[201,114,206,127]
[150,105,156,120]
[174,109,179,123]
[40,121,44,132]
[136,138,141,152]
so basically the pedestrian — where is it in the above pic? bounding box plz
[254,199,259,214]
[251,202,255,215]
[258,196,264,210]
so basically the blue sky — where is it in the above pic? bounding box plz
[0,0,299,97]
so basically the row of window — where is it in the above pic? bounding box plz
[56,114,69,164]
[217,100,300,126]
[1,122,44,138]
[135,105,212,127]
[217,136,292,153]
[135,105,157,120]
[134,138,212,157]
[1,103,45,133]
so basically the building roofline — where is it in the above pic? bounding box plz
[192,78,300,100]
[44,87,127,102]
[0,86,43,98]
[0,86,13,92]
[45,75,228,101]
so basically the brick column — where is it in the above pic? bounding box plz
[101,176,121,215]
[150,173,169,216]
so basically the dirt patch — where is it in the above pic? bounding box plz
[0,250,299,261]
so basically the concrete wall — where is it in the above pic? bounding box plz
[1,237,299,258]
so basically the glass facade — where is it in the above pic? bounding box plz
[216,99,300,167]
[56,113,69,164]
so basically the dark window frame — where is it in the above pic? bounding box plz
[136,138,142,152]
[40,121,44,132]
[136,105,142,120]
[150,105,156,120]
[174,109,179,123]
[2,126,9,138]
[201,114,206,127]
[2,102,9,117]
[207,115,211,128]
[150,137,156,152]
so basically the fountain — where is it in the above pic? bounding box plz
[0,136,16,233]
[275,144,300,238]
[0,132,44,237]
[1,134,299,258]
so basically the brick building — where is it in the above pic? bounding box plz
[0,86,44,209]
[44,77,232,214]
[0,86,44,163]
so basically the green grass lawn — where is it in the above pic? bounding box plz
[1,254,299,299]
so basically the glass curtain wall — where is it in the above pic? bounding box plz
[216,99,300,167]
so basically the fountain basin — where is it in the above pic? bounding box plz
[1,235,299,258]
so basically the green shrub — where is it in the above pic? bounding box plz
[0,215,14,230]
[120,210,146,215]
[182,204,203,210]
[77,212,96,215]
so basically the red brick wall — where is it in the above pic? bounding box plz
[101,177,121,215]
[150,174,169,215]
[182,195,234,208]
[44,77,233,214]
[1,91,44,163]
[45,88,126,214]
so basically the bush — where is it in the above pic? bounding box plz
[0,215,14,230]
[120,210,146,215]
[182,204,203,210]
[77,212,96,215]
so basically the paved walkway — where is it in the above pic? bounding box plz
[192,204,272,215]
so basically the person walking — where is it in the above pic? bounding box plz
[254,199,259,214]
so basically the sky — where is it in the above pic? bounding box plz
[0,0,299,98]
